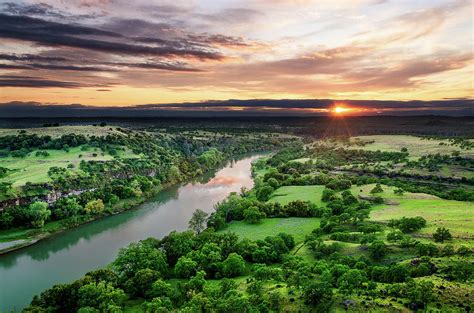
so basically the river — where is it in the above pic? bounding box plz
[0,155,262,312]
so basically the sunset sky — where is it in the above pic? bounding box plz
[0,0,473,115]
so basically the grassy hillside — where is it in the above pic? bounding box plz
[268,185,325,206]
[0,145,138,186]
[348,135,474,159]
[220,217,320,244]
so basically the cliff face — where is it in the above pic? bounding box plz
[0,188,95,212]
[0,167,160,211]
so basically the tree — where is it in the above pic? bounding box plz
[174,256,197,278]
[55,197,83,219]
[303,279,333,310]
[368,240,388,260]
[185,270,206,292]
[321,188,336,202]
[394,188,405,196]
[337,269,368,294]
[222,253,246,277]
[113,241,168,277]
[126,268,160,297]
[405,280,435,309]
[433,227,452,243]
[78,281,126,311]
[243,206,265,224]
[386,229,405,242]
[27,201,51,228]
[0,212,13,229]
[266,178,280,189]
[370,183,383,194]
[84,199,104,215]
[256,185,274,201]
[188,209,208,233]
[389,216,426,233]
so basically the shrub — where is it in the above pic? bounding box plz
[433,227,452,243]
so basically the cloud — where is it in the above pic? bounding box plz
[0,75,111,88]
[1,99,472,117]
[0,14,223,60]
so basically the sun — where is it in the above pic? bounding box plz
[332,106,352,115]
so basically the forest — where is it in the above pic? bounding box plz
[0,119,472,312]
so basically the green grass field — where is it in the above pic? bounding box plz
[0,125,124,138]
[219,217,320,244]
[350,184,474,239]
[347,135,474,159]
[0,145,138,186]
[268,185,325,206]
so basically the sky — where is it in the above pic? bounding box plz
[0,0,473,116]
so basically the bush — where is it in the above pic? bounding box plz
[433,227,452,243]
[368,240,388,260]
[84,199,104,215]
[174,256,197,278]
[256,185,274,201]
[370,183,384,194]
[244,206,265,224]
[388,216,426,233]
[222,253,246,277]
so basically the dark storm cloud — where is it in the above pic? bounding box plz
[1,99,472,117]
[0,53,68,62]
[0,64,31,69]
[0,75,112,88]
[109,62,203,72]
[139,99,474,110]
[0,53,201,72]
[0,14,223,60]
[1,2,67,18]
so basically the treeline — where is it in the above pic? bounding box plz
[0,129,299,231]
[27,230,296,312]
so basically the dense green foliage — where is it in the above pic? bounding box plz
[11,130,474,312]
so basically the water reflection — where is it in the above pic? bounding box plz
[0,154,262,311]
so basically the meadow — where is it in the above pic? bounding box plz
[267,185,325,206]
[0,145,138,187]
[220,217,320,244]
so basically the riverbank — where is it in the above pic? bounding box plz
[0,154,262,312]
[0,153,266,255]
[0,184,166,255]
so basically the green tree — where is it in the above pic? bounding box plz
[433,227,452,243]
[266,178,280,189]
[0,212,13,229]
[405,280,435,309]
[113,241,168,277]
[55,197,83,219]
[370,183,383,194]
[78,281,126,311]
[185,270,206,292]
[188,209,208,233]
[243,206,265,224]
[174,256,197,278]
[368,240,388,260]
[222,253,246,277]
[337,269,368,294]
[256,185,274,201]
[27,201,51,228]
[84,199,104,215]
[303,279,333,310]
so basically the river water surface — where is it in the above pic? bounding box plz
[0,155,262,312]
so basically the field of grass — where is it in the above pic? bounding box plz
[0,145,138,186]
[350,184,474,239]
[0,125,124,138]
[268,185,325,206]
[346,135,474,159]
[219,217,320,244]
